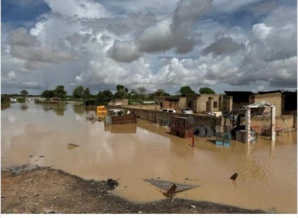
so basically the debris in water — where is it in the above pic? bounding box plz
[106,179,119,189]
[230,173,238,180]
[144,179,199,198]
[67,143,80,150]
[163,184,177,198]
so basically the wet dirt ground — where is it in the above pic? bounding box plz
[1,166,265,214]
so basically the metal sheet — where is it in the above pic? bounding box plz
[144,179,199,193]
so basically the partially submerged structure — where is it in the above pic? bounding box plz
[105,108,137,125]
[170,116,194,138]
[225,101,276,144]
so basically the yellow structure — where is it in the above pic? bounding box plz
[96,105,107,118]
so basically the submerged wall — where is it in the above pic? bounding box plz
[122,107,222,130]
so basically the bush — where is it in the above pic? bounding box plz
[17,97,26,103]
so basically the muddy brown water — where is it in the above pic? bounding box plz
[1,102,297,213]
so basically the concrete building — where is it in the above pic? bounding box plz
[185,94,224,113]
[155,94,224,113]
[225,90,297,116]
[224,91,253,112]
[154,96,182,111]
[250,90,297,116]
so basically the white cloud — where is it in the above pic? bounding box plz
[1,0,296,95]
[44,0,110,19]
[252,23,272,39]
[7,71,17,80]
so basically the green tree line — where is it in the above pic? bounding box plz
[39,84,215,105]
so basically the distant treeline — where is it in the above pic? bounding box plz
[1,95,11,110]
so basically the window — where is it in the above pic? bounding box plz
[213,101,218,108]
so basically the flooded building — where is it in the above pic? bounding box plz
[224,91,253,111]
[155,94,224,114]
[250,90,297,116]
[225,90,297,116]
[185,94,224,113]
[155,96,181,111]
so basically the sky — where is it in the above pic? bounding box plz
[1,0,297,95]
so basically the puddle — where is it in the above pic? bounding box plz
[1,102,297,213]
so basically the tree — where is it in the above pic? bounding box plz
[114,84,128,99]
[41,90,54,99]
[72,85,85,99]
[83,87,91,99]
[129,90,139,99]
[116,85,128,92]
[96,89,113,105]
[199,87,215,94]
[20,89,28,97]
[136,86,147,99]
[153,89,170,96]
[179,86,196,97]
[53,85,67,99]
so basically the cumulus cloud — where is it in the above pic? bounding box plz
[44,0,110,19]
[137,18,174,53]
[2,0,296,94]
[7,27,39,47]
[106,0,212,62]
[7,27,75,71]
[10,46,74,63]
[170,0,212,53]
[202,36,245,56]
[107,40,142,63]
[266,56,297,87]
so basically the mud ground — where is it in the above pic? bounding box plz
[1,166,266,214]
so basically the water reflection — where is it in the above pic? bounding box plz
[53,105,66,116]
[20,103,29,111]
[1,103,297,213]
[104,124,137,134]
[72,104,84,115]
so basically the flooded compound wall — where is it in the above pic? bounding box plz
[123,107,222,130]
[251,115,295,134]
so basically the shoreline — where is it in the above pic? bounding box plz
[1,166,267,214]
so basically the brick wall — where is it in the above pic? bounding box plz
[252,93,282,116]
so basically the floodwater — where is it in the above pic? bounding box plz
[1,102,297,213]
